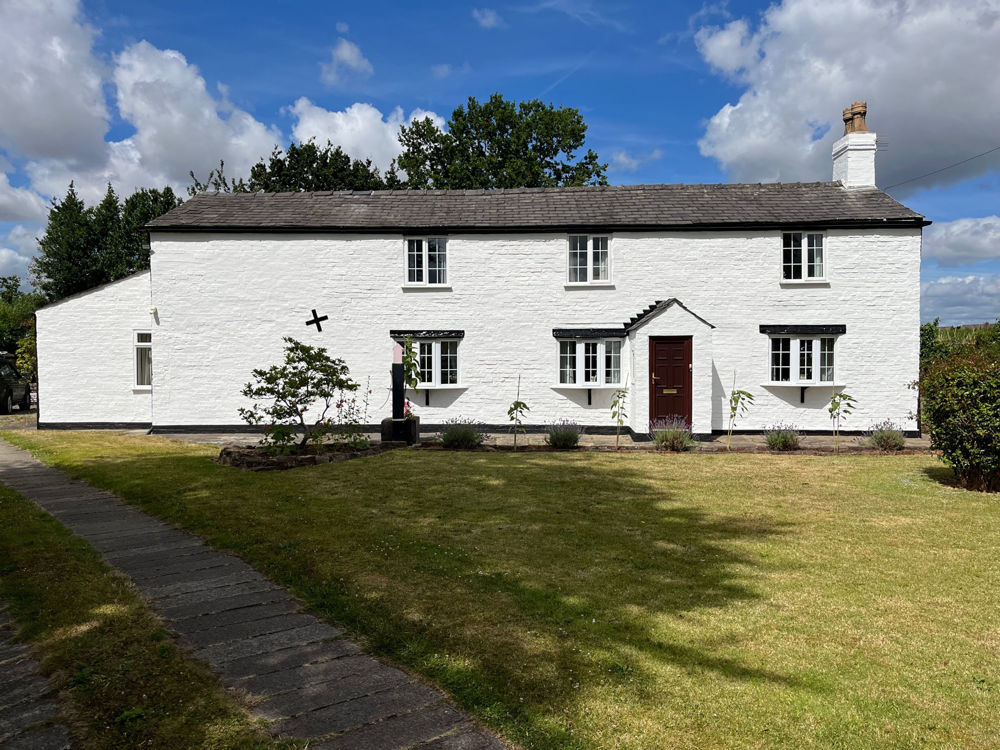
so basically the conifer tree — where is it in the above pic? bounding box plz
[31,183,101,301]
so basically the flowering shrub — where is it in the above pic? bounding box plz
[441,418,488,449]
[238,337,363,453]
[863,419,906,452]
[650,416,694,452]
[545,420,581,449]
[763,423,800,451]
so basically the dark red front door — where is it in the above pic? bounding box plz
[649,337,692,425]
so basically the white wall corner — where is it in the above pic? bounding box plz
[832,132,878,189]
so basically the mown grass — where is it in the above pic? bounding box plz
[5,431,1000,749]
[0,482,288,749]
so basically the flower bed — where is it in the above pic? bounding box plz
[217,441,405,471]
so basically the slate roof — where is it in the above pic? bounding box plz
[147,183,928,233]
[552,299,715,339]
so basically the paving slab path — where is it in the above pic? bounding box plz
[0,606,73,749]
[0,440,505,749]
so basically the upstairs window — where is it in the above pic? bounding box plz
[406,238,448,285]
[782,232,824,280]
[558,339,622,385]
[134,331,152,387]
[568,235,611,284]
[769,336,836,385]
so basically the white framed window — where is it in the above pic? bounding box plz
[782,232,825,281]
[557,339,623,386]
[134,331,152,387]
[406,237,448,286]
[567,235,611,284]
[768,336,836,385]
[408,339,460,386]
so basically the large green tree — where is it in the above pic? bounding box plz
[31,183,181,302]
[188,141,396,196]
[0,275,44,361]
[396,94,607,189]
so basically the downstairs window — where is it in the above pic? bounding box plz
[769,336,836,385]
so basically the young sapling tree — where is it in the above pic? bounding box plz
[829,390,857,453]
[507,375,530,451]
[611,383,628,450]
[726,372,755,451]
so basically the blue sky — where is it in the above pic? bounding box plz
[2,0,999,323]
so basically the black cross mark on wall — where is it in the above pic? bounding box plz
[306,309,329,332]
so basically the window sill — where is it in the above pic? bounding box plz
[132,386,152,393]
[779,280,829,287]
[761,382,845,388]
[406,384,468,391]
[564,283,615,290]
[551,383,623,390]
[402,284,452,291]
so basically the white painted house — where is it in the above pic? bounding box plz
[35,104,928,437]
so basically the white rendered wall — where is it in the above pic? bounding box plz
[832,132,877,188]
[36,271,153,425]
[147,227,921,433]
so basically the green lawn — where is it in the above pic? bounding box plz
[4,431,999,749]
[0,482,286,749]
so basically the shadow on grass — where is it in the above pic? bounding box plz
[37,443,801,747]
[920,465,962,489]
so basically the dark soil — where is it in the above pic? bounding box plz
[217,441,406,471]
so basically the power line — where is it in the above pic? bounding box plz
[884,144,1000,190]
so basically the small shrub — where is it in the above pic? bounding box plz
[864,419,906,452]
[651,416,694,452]
[546,420,581,449]
[764,423,800,451]
[238,337,359,454]
[441,418,488,450]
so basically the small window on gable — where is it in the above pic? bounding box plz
[406,238,448,286]
[782,232,825,281]
[134,331,152,387]
[568,235,611,284]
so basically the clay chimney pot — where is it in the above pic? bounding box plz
[842,101,868,134]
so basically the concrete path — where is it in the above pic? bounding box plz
[0,606,73,749]
[0,440,504,749]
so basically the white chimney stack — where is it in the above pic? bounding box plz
[832,101,877,189]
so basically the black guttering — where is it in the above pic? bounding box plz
[552,328,627,339]
[389,330,465,339]
[148,218,930,234]
[759,324,847,335]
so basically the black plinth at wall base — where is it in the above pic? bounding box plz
[381,417,420,445]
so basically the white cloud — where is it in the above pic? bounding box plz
[0,0,108,166]
[0,225,41,281]
[472,8,505,28]
[0,173,48,223]
[26,41,281,204]
[431,62,471,79]
[609,148,664,173]
[695,0,1000,191]
[336,21,349,33]
[922,274,1000,324]
[289,99,442,172]
[320,38,374,87]
[923,216,1000,267]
